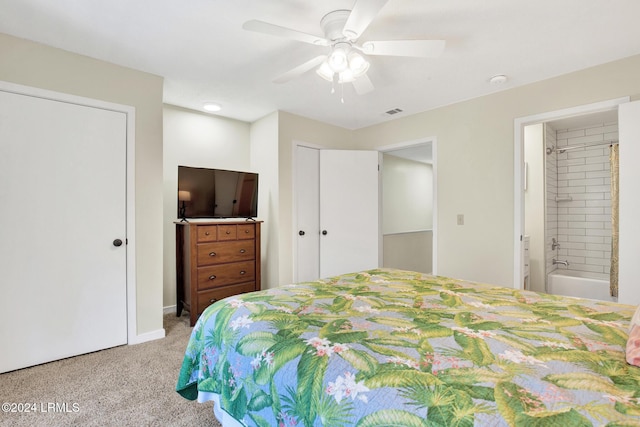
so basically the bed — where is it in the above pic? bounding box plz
[176,268,640,426]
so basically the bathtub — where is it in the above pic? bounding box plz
[547,270,616,302]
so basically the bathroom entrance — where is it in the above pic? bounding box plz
[513,97,633,302]
[523,111,618,300]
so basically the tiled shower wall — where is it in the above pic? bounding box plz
[549,121,617,280]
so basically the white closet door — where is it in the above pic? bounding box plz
[319,150,380,278]
[295,146,320,282]
[0,90,128,373]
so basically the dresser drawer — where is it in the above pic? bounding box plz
[197,240,255,266]
[218,224,237,240]
[197,282,257,314]
[197,225,218,242]
[237,223,255,239]
[197,261,256,290]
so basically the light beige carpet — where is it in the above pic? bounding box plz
[0,313,221,427]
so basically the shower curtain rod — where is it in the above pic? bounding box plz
[557,140,619,153]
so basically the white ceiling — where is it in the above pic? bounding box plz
[2,0,640,130]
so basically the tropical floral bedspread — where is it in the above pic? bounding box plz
[176,269,640,426]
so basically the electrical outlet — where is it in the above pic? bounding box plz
[457,214,464,225]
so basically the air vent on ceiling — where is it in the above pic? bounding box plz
[385,108,403,115]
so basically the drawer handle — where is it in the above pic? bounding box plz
[209,252,216,257]
[239,249,246,254]
[205,231,210,236]
[245,229,249,234]
[209,298,217,303]
[240,270,246,275]
[226,230,231,234]
[209,275,217,280]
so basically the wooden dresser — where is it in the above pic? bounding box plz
[176,220,262,326]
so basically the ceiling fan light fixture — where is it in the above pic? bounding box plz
[348,51,370,77]
[316,61,334,82]
[328,42,350,72]
[339,69,355,83]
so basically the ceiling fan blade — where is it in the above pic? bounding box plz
[362,40,446,57]
[352,74,375,95]
[243,20,329,46]
[273,55,327,84]
[342,0,389,39]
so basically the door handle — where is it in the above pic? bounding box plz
[113,239,123,247]
[299,230,305,236]
[322,230,328,235]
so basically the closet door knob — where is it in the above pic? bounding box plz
[113,239,123,247]
[322,230,328,235]
[299,230,305,236]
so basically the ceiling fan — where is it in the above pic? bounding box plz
[242,0,445,97]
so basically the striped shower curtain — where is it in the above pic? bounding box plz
[610,144,619,298]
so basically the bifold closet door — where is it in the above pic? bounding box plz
[296,146,321,282]
[295,146,380,282]
[0,89,128,373]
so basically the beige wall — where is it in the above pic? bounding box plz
[162,105,251,307]
[250,112,279,289]
[351,55,640,287]
[0,33,164,335]
[382,154,433,234]
[383,231,433,274]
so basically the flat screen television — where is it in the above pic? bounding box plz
[177,166,258,219]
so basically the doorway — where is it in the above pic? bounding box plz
[513,97,628,291]
[523,111,619,299]
[380,140,437,275]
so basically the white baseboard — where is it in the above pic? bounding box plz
[129,328,166,345]
[163,305,177,315]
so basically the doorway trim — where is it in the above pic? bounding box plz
[0,80,138,344]
[513,97,628,290]
[378,137,438,275]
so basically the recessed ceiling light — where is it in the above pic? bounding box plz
[489,74,508,85]
[203,102,221,112]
